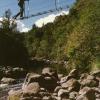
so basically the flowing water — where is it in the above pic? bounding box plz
[0,79,24,100]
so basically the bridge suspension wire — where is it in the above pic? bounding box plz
[29,0,67,13]
[17,6,67,20]
[55,0,57,10]
[27,0,30,17]
[55,0,60,10]
[17,4,69,20]
[0,0,69,20]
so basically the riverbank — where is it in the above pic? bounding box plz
[8,68,100,100]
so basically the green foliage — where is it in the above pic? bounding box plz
[65,0,100,71]
[0,10,29,66]
[24,0,100,72]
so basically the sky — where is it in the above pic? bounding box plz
[0,0,75,32]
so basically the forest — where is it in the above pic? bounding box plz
[0,0,100,73]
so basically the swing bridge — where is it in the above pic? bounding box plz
[15,0,70,20]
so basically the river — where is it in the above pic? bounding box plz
[0,79,24,100]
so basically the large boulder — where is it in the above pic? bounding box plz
[42,76,58,92]
[22,82,40,96]
[22,72,58,92]
[22,73,43,90]
[26,73,42,83]
[42,67,58,80]
[28,73,42,82]
[8,82,42,100]
[61,78,81,92]
[22,82,41,100]
[1,77,16,85]
[42,68,59,91]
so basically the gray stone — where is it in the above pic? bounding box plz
[42,67,58,79]
[1,77,16,85]
[58,89,69,99]
[61,78,81,92]
[42,76,58,92]
[42,96,53,100]
[22,73,43,90]
[81,75,99,87]
[77,87,96,100]
[69,91,78,99]
[68,69,79,78]
[54,86,62,93]
[8,89,22,100]
[91,70,100,78]
[23,82,40,96]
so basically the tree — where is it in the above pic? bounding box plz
[0,10,29,67]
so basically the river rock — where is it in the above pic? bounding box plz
[26,73,42,83]
[42,67,58,80]
[80,73,89,81]
[12,67,27,78]
[54,86,62,93]
[22,73,43,89]
[42,96,53,100]
[58,89,69,99]
[61,78,81,92]
[8,89,22,100]
[58,74,64,80]
[77,87,96,100]
[1,77,16,85]
[7,68,100,100]
[60,69,79,84]
[81,75,99,87]
[79,87,91,95]
[60,76,69,84]
[5,69,12,77]
[0,83,8,88]
[4,67,27,79]
[92,87,100,99]
[42,76,58,92]
[68,69,79,79]
[22,82,40,96]
[91,70,100,78]
[69,91,78,100]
